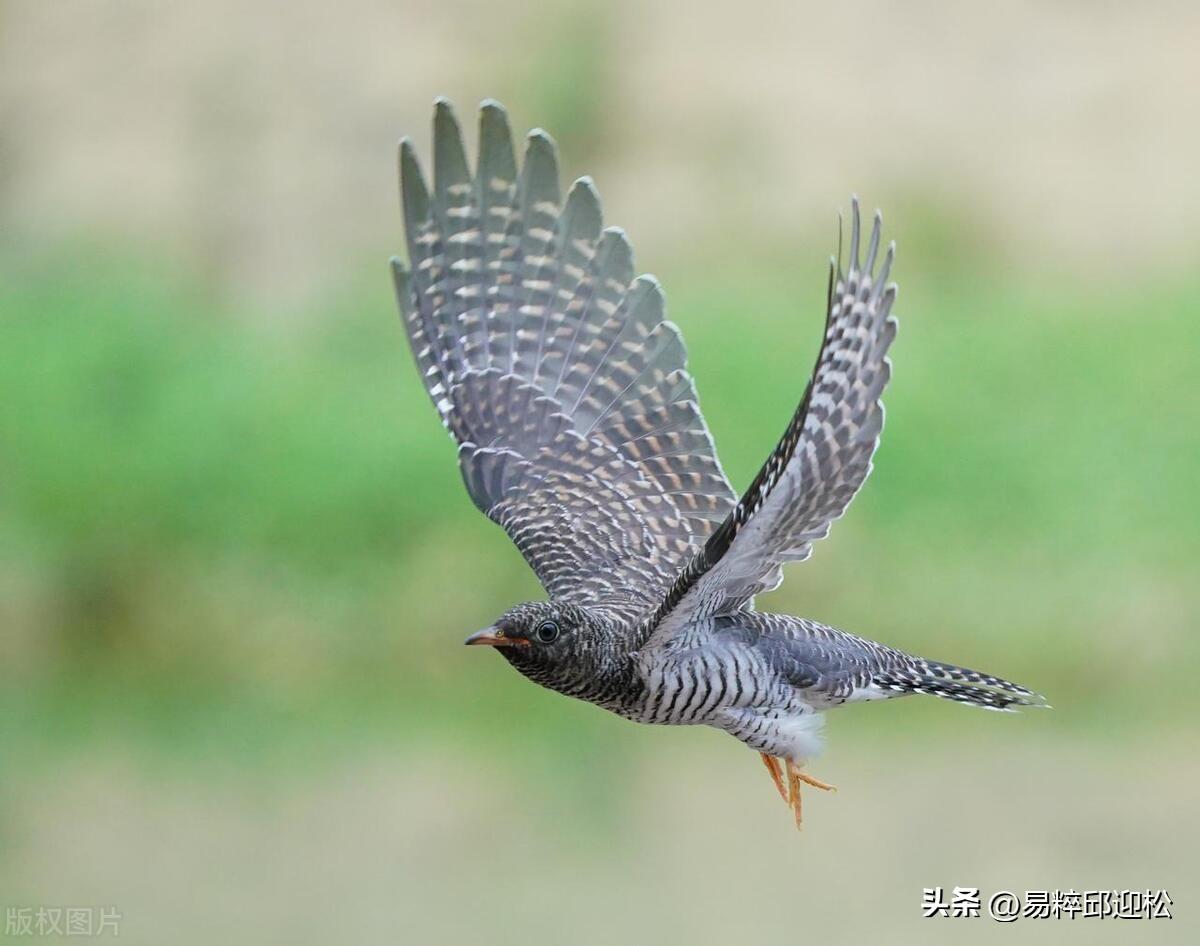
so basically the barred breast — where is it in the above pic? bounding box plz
[631,636,779,725]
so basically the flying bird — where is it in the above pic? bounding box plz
[391,99,1044,828]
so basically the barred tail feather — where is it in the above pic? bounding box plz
[873,660,1048,712]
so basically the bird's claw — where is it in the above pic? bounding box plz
[758,755,837,829]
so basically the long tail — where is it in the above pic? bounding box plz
[872,659,1049,712]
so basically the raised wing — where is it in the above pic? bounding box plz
[393,100,736,617]
[638,200,897,646]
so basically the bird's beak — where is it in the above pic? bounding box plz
[464,625,528,648]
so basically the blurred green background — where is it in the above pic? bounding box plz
[2,1,1198,943]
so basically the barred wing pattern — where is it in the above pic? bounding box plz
[393,100,736,615]
[640,202,897,647]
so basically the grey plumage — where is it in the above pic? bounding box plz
[394,99,733,618]
[393,100,1044,804]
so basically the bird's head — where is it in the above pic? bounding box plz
[463,601,619,691]
[464,601,583,653]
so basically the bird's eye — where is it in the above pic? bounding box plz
[535,620,560,644]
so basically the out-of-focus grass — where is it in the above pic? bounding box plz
[1,227,1198,778]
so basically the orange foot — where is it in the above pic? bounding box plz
[785,759,837,830]
[760,752,787,802]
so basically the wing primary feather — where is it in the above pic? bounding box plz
[433,99,471,199]
[477,100,517,182]
[397,142,455,412]
[864,209,882,274]
[876,242,895,295]
[848,195,861,273]
[836,208,844,276]
[476,101,518,370]
[399,139,444,351]
[512,130,562,375]
[563,176,603,232]
[399,138,431,243]
[826,256,836,314]
[519,130,562,213]
[432,99,475,369]
[532,176,602,389]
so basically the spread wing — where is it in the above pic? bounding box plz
[393,100,736,618]
[638,200,897,647]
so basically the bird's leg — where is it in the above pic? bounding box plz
[760,753,788,803]
[785,759,837,829]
